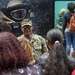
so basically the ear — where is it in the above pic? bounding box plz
[46,39,48,43]
[62,39,64,43]
[46,40,52,48]
[48,41,52,47]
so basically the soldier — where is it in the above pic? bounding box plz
[17,19,48,59]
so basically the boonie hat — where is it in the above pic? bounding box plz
[21,19,32,27]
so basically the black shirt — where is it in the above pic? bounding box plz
[62,11,72,34]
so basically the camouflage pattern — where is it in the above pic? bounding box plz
[21,19,32,27]
[17,35,34,61]
[17,34,48,59]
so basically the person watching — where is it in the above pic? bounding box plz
[44,29,74,75]
[17,19,48,59]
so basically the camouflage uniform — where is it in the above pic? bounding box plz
[17,35,34,61]
[17,34,48,59]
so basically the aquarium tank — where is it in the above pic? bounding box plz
[54,1,75,31]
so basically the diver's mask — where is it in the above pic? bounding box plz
[10,9,26,21]
[1,3,31,22]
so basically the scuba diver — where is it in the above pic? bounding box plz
[0,0,31,36]
[55,8,66,31]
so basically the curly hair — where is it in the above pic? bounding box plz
[44,29,74,75]
[0,22,11,32]
[0,32,30,71]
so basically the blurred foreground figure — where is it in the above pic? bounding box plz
[0,32,44,75]
[0,32,29,74]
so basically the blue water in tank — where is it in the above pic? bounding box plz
[54,1,75,31]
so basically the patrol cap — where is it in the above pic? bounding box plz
[21,19,32,27]
[73,9,75,13]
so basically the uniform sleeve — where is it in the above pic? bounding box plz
[39,36,48,53]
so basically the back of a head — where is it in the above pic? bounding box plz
[67,2,75,13]
[45,29,73,75]
[0,32,30,72]
[46,29,63,45]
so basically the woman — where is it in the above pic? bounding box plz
[44,29,74,75]
[0,32,43,75]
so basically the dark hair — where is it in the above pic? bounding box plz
[44,29,74,75]
[0,32,30,71]
[67,2,75,13]
[46,29,63,45]
[0,22,11,32]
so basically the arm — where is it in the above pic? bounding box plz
[39,36,48,53]
[62,14,67,35]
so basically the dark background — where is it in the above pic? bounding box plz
[0,0,54,37]
[0,0,75,37]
